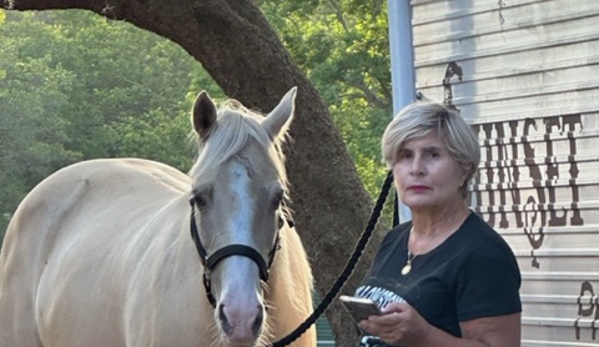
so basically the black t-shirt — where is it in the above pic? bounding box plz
[355,211,522,347]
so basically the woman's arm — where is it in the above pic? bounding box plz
[458,313,521,347]
[358,302,520,347]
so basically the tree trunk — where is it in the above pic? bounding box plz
[3,0,387,345]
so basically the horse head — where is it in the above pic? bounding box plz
[188,87,297,346]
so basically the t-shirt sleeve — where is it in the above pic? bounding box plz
[454,242,522,322]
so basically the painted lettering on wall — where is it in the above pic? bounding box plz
[442,61,463,113]
[472,114,584,268]
[575,281,598,341]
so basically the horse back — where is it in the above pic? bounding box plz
[2,157,188,268]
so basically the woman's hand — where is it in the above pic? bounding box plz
[358,303,521,347]
[357,301,432,346]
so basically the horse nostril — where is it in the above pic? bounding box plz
[218,304,233,336]
[251,305,264,336]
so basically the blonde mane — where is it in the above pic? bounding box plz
[189,101,289,193]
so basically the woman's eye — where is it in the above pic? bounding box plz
[398,152,411,160]
[278,215,285,229]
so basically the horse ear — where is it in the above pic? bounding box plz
[262,87,297,139]
[192,91,217,140]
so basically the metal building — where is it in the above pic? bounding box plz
[404,0,599,345]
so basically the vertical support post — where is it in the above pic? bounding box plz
[387,0,416,223]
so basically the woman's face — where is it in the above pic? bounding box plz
[393,132,466,212]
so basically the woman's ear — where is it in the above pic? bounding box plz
[459,164,472,187]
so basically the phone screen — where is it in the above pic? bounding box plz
[339,295,382,323]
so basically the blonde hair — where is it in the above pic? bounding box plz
[382,102,480,198]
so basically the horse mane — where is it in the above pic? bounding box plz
[188,100,290,196]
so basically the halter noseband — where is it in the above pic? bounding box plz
[189,198,280,308]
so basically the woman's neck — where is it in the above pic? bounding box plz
[410,202,470,238]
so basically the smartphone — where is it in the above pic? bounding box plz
[339,295,382,324]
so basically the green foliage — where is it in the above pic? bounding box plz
[260,0,391,184]
[0,1,396,243]
[259,0,394,220]
[0,10,221,242]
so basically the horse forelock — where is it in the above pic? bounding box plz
[189,105,290,194]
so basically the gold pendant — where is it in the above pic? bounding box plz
[401,263,411,275]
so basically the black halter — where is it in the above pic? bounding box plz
[189,198,281,308]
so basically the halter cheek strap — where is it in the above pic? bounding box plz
[189,199,281,308]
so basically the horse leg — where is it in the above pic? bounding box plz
[0,289,43,347]
[0,191,60,347]
[0,233,44,347]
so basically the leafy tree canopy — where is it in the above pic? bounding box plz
[1,1,393,241]
[260,0,392,195]
[0,10,222,236]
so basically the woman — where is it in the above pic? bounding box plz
[354,101,521,347]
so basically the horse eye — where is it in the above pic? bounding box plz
[192,192,210,210]
[191,186,212,210]
[272,191,284,208]
[277,215,285,229]
[192,195,206,209]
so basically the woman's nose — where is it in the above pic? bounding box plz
[410,156,425,176]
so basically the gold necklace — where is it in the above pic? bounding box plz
[401,252,416,275]
[401,227,442,275]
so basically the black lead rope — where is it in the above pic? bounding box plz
[393,189,400,227]
[267,171,394,347]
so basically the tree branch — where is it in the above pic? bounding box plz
[326,0,350,34]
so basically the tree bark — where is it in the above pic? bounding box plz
[2,0,387,345]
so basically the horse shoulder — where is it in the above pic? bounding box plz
[266,226,316,347]
[0,160,109,347]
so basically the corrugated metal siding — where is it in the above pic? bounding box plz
[314,292,335,346]
[411,0,599,345]
[315,315,335,346]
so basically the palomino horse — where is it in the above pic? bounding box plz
[0,87,316,347]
